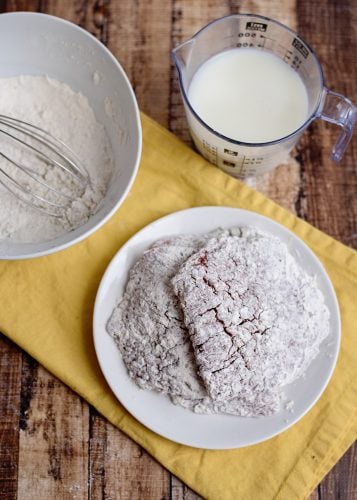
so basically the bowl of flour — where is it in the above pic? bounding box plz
[0,12,141,259]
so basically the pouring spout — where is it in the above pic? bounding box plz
[172,38,195,70]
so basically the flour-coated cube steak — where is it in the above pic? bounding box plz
[107,234,210,411]
[172,228,330,406]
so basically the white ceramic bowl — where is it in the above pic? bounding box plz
[0,12,142,259]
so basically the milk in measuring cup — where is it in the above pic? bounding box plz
[188,47,309,143]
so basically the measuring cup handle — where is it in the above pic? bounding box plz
[317,88,357,162]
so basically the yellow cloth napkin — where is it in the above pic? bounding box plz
[1,113,356,500]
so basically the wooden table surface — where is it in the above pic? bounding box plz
[0,1,356,499]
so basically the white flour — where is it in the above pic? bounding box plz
[0,75,114,242]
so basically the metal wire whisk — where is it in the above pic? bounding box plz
[0,114,90,217]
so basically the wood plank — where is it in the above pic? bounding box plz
[88,408,170,500]
[0,335,22,500]
[45,0,173,127]
[44,1,173,498]
[169,6,227,498]
[17,358,89,500]
[43,0,85,24]
[308,489,319,500]
[302,1,357,498]
[1,0,38,10]
[4,4,93,499]
[81,1,173,498]
[319,443,357,500]
[88,0,173,127]
[171,475,201,500]
[296,0,357,246]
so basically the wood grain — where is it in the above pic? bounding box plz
[319,444,357,500]
[0,337,21,500]
[110,0,173,127]
[296,0,357,246]
[0,0,355,499]
[17,361,89,499]
[89,409,170,500]
[171,476,201,500]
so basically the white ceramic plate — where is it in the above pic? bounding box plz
[93,207,340,449]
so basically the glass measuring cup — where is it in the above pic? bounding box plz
[172,14,356,178]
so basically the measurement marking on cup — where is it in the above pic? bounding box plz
[224,148,238,156]
[223,160,236,167]
[259,36,291,58]
[292,38,310,59]
[241,155,247,175]
[240,155,247,177]
[283,49,293,63]
[246,22,267,32]
[291,55,302,70]
[237,42,255,48]
[202,140,218,165]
